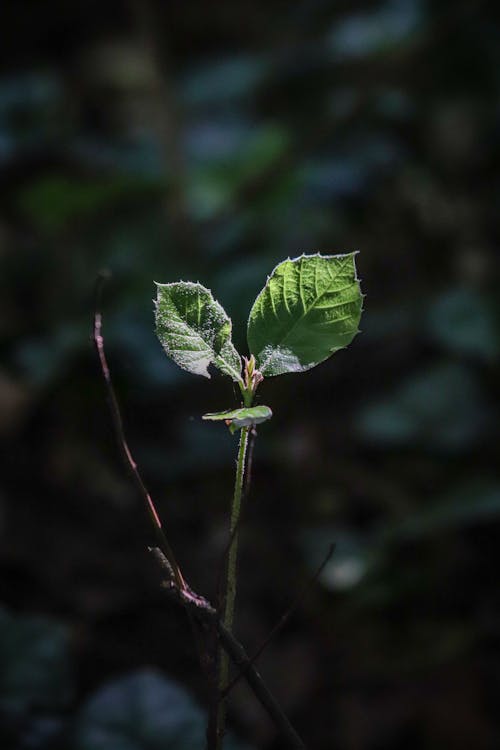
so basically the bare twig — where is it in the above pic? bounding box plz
[93,272,187,592]
[222,543,335,699]
[94,275,221,745]
[94,279,306,749]
[150,547,306,750]
[95,276,226,743]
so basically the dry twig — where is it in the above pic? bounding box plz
[93,274,306,750]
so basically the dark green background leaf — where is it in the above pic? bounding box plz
[355,362,488,450]
[74,670,249,750]
[0,608,72,714]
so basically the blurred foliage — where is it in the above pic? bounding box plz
[75,670,249,750]
[0,608,70,748]
[0,607,248,750]
[0,608,72,714]
[0,0,499,748]
[17,174,165,236]
[355,361,488,449]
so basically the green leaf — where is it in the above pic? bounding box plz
[247,253,363,376]
[203,405,272,432]
[155,282,242,382]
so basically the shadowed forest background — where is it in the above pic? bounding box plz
[1,0,499,748]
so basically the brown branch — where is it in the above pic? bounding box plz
[94,279,306,749]
[94,276,223,742]
[93,272,187,592]
[222,543,335,699]
[149,547,306,750]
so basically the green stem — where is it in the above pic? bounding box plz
[224,425,249,635]
[215,424,250,747]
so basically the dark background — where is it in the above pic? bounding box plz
[1,0,499,748]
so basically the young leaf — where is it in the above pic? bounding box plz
[247,253,362,376]
[203,405,272,433]
[155,282,242,382]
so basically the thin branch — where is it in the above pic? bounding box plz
[222,544,335,699]
[93,272,187,592]
[94,276,218,723]
[149,547,306,750]
[94,280,306,748]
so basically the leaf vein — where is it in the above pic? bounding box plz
[279,254,352,346]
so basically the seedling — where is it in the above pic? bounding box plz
[154,252,363,748]
[96,253,362,747]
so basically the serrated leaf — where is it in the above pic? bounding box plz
[203,405,272,431]
[155,282,242,382]
[247,253,362,376]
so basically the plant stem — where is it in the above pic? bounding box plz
[224,426,249,637]
[150,546,306,750]
[215,425,250,747]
